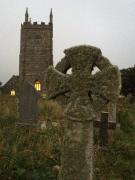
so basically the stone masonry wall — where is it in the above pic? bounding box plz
[19,21,53,92]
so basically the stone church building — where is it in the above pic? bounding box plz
[1,9,53,96]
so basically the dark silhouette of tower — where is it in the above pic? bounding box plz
[19,8,53,92]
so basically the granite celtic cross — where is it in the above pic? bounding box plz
[46,45,120,180]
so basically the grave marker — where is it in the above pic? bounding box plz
[19,81,38,125]
[46,45,120,180]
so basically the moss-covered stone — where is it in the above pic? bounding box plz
[46,45,120,180]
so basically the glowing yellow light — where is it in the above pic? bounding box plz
[11,90,16,96]
[34,81,41,91]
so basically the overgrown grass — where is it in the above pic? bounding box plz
[94,106,135,180]
[0,96,135,179]
[38,99,63,128]
[0,96,18,119]
[0,119,62,179]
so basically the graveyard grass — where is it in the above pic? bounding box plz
[95,105,135,179]
[0,96,135,179]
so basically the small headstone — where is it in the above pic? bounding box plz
[19,81,38,125]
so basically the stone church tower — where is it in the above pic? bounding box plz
[19,8,53,93]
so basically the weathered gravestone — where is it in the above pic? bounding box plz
[46,45,120,180]
[19,81,38,125]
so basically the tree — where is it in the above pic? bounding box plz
[120,66,135,96]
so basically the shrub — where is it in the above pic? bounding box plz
[0,115,62,179]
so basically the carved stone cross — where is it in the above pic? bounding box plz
[46,45,120,180]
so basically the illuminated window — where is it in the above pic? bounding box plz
[34,80,41,91]
[11,89,16,96]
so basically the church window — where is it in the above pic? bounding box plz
[11,89,16,96]
[34,80,41,91]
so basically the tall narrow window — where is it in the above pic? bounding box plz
[11,89,16,96]
[34,80,41,91]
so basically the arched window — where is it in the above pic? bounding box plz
[11,89,16,96]
[34,80,41,91]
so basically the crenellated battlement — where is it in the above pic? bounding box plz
[22,21,52,28]
[22,8,53,28]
